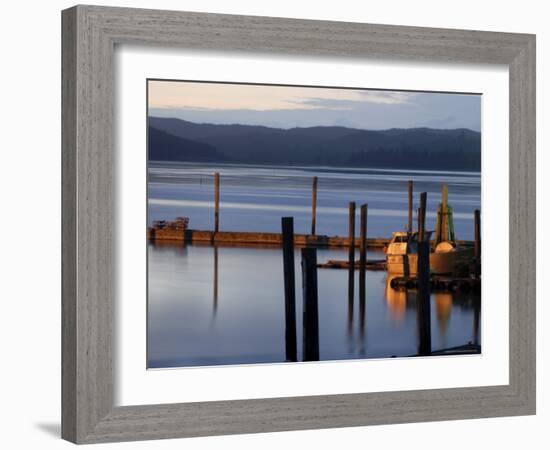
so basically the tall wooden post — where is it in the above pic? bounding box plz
[474,209,481,278]
[359,204,368,336]
[416,191,431,356]
[348,202,356,267]
[347,202,356,332]
[311,176,318,236]
[418,192,427,241]
[214,172,220,233]
[282,217,297,362]
[301,247,319,361]
[407,180,413,233]
[416,240,432,356]
[359,204,368,272]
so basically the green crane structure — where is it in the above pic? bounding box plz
[434,184,456,246]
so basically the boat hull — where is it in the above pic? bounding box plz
[386,247,474,276]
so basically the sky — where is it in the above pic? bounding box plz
[148,80,481,132]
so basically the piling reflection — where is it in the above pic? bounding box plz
[212,246,219,317]
[347,264,354,340]
[473,296,481,346]
[434,293,452,329]
[359,271,366,337]
[358,271,367,356]
[345,269,368,356]
[434,293,452,348]
[385,276,410,322]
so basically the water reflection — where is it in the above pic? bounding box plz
[148,244,480,368]
[384,276,412,322]
[435,293,452,347]
[212,246,219,316]
[347,262,354,340]
[384,275,481,354]
[473,297,481,346]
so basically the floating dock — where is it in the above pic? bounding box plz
[317,259,387,270]
[390,275,481,292]
[149,227,389,248]
[148,226,473,250]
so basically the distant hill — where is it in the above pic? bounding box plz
[148,126,227,162]
[148,117,481,171]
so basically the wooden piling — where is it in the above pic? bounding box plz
[359,204,368,330]
[311,176,318,236]
[282,217,297,362]
[301,247,320,361]
[474,209,481,277]
[214,172,220,233]
[416,240,432,356]
[348,202,356,266]
[418,192,427,241]
[213,246,218,314]
[348,202,356,331]
[408,180,413,233]
[416,191,431,356]
[359,204,368,273]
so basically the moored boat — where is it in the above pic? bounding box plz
[386,184,475,276]
[385,231,474,276]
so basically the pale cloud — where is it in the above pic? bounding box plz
[358,91,416,105]
[148,80,415,112]
[293,91,415,110]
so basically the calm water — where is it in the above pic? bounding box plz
[148,162,481,239]
[147,162,481,368]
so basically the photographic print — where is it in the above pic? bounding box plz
[146,80,481,368]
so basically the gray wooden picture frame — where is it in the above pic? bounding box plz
[61,4,536,444]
